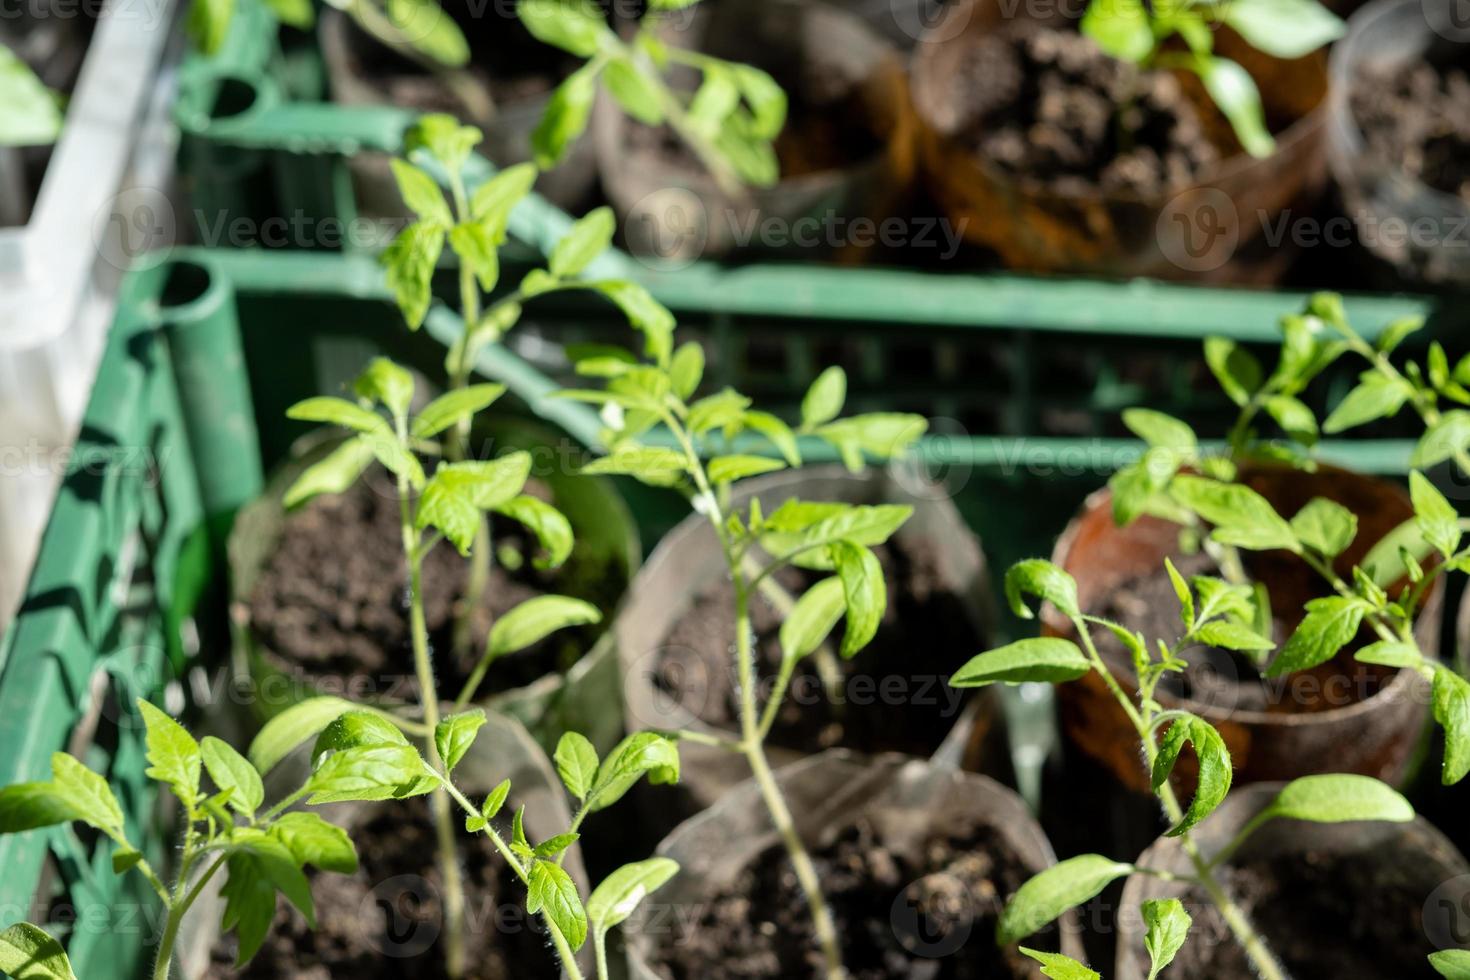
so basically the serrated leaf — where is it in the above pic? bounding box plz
[779,577,846,663]
[417,455,533,554]
[1416,411,1470,469]
[1170,475,1299,552]
[1434,668,1470,785]
[354,357,415,420]
[389,158,452,227]
[528,860,588,950]
[555,732,599,801]
[311,711,410,765]
[1143,898,1191,980]
[304,744,435,805]
[1265,773,1413,823]
[471,163,538,229]
[435,709,487,773]
[830,540,884,659]
[0,923,77,980]
[269,811,358,873]
[1289,497,1358,558]
[247,696,356,775]
[1122,408,1197,454]
[1019,948,1100,980]
[1324,374,1411,434]
[1004,559,1080,619]
[588,858,680,930]
[201,737,264,816]
[1411,471,1462,559]
[1152,716,1232,836]
[404,113,481,176]
[381,221,445,330]
[412,384,506,439]
[588,732,680,812]
[952,638,1091,687]
[1267,596,1367,676]
[1195,620,1274,653]
[534,832,580,859]
[138,700,201,812]
[801,367,846,430]
[996,855,1132,944]
[488,596,602,659]
[493,495,574,569]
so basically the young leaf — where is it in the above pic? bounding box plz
[404,113,481,176]
[1221,0,1344,59]
[1166,558,1194,630]
[389,159,453,228]
[1018,948,1100,980]
[743,411,801,467]
[1264,394,1319,445]
[1004,559,1080,620]
[996,855,1132,945]
[435,709,488,773]
[1196,56,1274,158]
[1264,773,1413,823]
[1151,715,1232,836]
[493,495,575,568]
[1142,898,1192,980]
[528,860,588,950]
[951,638,1091,687]
[1354,641,1421,669]
[481,779,512,821]
[486,596,602,660]
[0,48,62,147]
[1323,373,1411,434]
[533,832,580,859]
[269,812,358,874]
[1413,411,1470,468]
[1410,471,1462,559]
[201,737,265,816]
[138,699,201,812]
[555,732,600,801]
[417,455,533,554]
[1434,667,1470,785]
[708,455,786,484]
[779,577,846,663]
[688,389,754,435]
[283,439,375,508]
[732,64,787,139]
[220,844,299,966]
[1122,408,1197,455]
[518,0,605,56]
[382,220,446,330]
[0,780,78,836]
[449,222,500,292]
[604,57,664,125]
[471,163,538,230]
[1204,337,1263,407]
[1194,621,1274,653]
[551,206,616,278]
[587,857,680,930]
[1289,497,1358,559]
[582,446,688,487]
[589,281,676,367]
[1169,476,1298,552]
[0,923,77,980]
[248,696,356,775]
[801,367,846,431]
[1266,595,1368,676]
[533,66,598,168]
[816,413,927,468]
[285,397,387,435]
[411,384,507,439]
[1080,0,1151,61]
[354,357,415,420]
[304,744,436,805]
[830,541,884,658]
[1431,949,1470,979]
[669,342,705,400]
[588,732,680,812]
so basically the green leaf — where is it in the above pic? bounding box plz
[138,700,201,812]
[304,744,435,805]
[0,48,62,147]
[1196,55,1274,158]
[1004,559,1080,619]
[551,206,616,278]
[1434,667,1470,785]
[1267,595,1367,676]
[605,57,664,125]
[481,779,512,821]
[112,846,143,874]
[404,112,481,176]
[1221,0,1344,59]
[449,221,500,292]
[470,163,538,230]
[1289,497,1358,559]
[311,710,410,763]
[0,782,77,835]
[49,753,125,839]
[801,366,846,430]
[487,596,602,659]
[1142,898,1192,980]
[1416,411,1470,469]
[1354,640,1421,669]
[0,923,77,980]
[1166,557,1194,630]
[493,495,575,568]
[283,438,375,508]
[707,455,786,484]
[1151,716,1232,836]
[743,411,801,466]
[588,280,675,366]
[1080,0,1151,61]
[669,342,705,399]
[688,389,753,435]
[1195,620,1274,653]
[532,66,598,167]
[688,66,740,132]
[201,737,264,816]
[732,64,787,140]
[588,858,680,930]
[1122,408,1197,455]
[1378,316,1426,355]
[386,0,469,67]
[1264,394,1318,445]
[1430,948,1470,979]
[269,812,358,873]
[555,732,599,801]
[518,0,605,56]
[354,357,415,420]
[816,413,928,469]
[779,577,847,663]
[248,696,356,775]
[951,638,1091,687]
[534,832,580,858]
[582,446,688,487]
[220,840,307,967]
[285,396,387,435]
[588,732,680,812]
[389,158,452,227]
[417,454,534,554]
[1169,475,1299,552]
[1265,773,1413,823]
[1204,337,1263,407]
[1411,471,1462,558]
[1018,948,1100,980]
[412,384,506,439]
[187,0,235,56]
[435,709,488,773]
[830,541,884,659]
[996,855,1132,944]
[381,220,445,330]
[528,860,588,950]
[1324,374,1411,434]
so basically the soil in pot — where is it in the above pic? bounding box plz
[1351,53,1470,206]
[647,817,1056,980]
[654,535,980,757]
[1169,849,1442,978]
[203,797,557,980]
[248,470,622,703]
[943,25,1221,197]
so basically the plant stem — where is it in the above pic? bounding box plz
[151,849,228,980]
[594,930,611,980]
[398,462,470,980]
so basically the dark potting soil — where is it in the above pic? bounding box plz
[649,819,1057,980]
[1352,56,1470,204]
[1174,849,1443,978]
[248,471,615,703]
[943,26,1219,196]
[655,537,980,756]
[1093,552,1395,715]
[203,798,558,980]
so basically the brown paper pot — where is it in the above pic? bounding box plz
[1114,783,1470,979]
[616,465,999,824]
[910,0,1330,282]
[593,0,917,264]
[624,751,1087,978]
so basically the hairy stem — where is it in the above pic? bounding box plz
[151,849,227,980]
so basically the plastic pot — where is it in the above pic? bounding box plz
[593,0,917,264]
[175,709,591,978]
[317,9,598,217]
[1326,0,1470,288]
[616,465,998,821]
[624,751,1086,979]
[1045,464,1438,857]
[910,0,1331,282]
[229,416,641,755]
[1114,783,1470,978]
